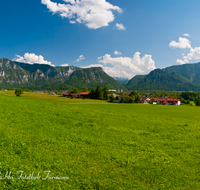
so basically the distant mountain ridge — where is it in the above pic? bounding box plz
[163,62,200,84]
[2,57,200,91]
[125,63,200,91]
[0,58,125,90]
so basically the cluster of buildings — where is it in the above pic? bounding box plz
[140,96,181,105]
[109,91,181,105]
[62,91,90,99]
[32,89,181,105]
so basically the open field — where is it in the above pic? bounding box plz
[0,90,109,104]
[0,92,200,189]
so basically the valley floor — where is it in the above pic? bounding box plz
[0,92,200,189]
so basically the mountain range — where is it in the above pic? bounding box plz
[1,57,200,91]
[0,58,125,90]
[126,62,200,91]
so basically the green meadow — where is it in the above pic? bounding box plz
[0,92,200,189]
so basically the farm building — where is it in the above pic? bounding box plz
[157,98,181,105]
[62,91,70,97]
[140,96,150,103]
[80,92,90,98]
[69,93,80,99]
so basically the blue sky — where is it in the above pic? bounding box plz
[1,0,200,79]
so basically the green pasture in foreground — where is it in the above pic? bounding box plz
[0,94,200,189]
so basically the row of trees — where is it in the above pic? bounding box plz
[120,91,140,103]
[90,85,109,100]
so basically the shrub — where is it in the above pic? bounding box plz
[15,88,23,96]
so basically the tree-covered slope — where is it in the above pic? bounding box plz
[126,75,146,89]
[164,62,200,84]
[116,80,129,86]
[65,67,126,90]
[126,69,199,91]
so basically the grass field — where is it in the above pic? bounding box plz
[0,91,200,189]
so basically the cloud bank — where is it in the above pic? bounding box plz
[60,63,69,67]
[170,35,200,64]
[81,64,104,69]
[176,47,200,64]
[82,52,156,79]
[13,53,53,66]
[41,0,123,29]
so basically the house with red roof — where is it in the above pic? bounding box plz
[49,92,56,95]
[80,92,90,98]
[123,92,131,95]
[62,91,71,97]
[157,97,181,105]
[69,93,80,99]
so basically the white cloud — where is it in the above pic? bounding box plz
[83,52,156,79]
[81,64,104,68]
[169,37,191,49]
[69,20,76,24]
[114,51,121,55]
[41,0,122,29]
[97,56,102,59]
[176,47,200,64]
[183,33,190,37]
[13,53,53,66]
[77,55,85,62]
[115,23,126,30]
[60,63,69,67]
[176,59,186,64]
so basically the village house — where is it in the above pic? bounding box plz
[62,91,70,97]
[49,92,56,95]
[140,96,150,104]
[68,93,80,99]
[123,92,131,95]
[80,92,90,98]
[62,91,90,99]
[109,93,122,103]
[157,97,181,105]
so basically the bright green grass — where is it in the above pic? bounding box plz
[0,94,200,189]
[0,91,109,104]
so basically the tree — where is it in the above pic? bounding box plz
[130,91,140,103]
[59,91,63,97]
[195,94,200,106]
[99,90,104,100]
[150,97,156,103]
[103,86,109,100]
[72,87,79,94]
[129,96,135,103]
[95,85,103,100]
[187,99,190,105]
[15,88,23,96]
[90,88,96,99]
[82,87,88,92]
[55,90,58,94]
